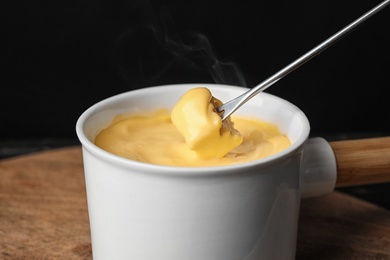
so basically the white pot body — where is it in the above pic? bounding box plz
[76,84,336,260]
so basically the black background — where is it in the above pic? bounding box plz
[2,0,390,209]
[2,0,390,139]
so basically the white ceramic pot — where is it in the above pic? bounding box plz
[76,84,336,260]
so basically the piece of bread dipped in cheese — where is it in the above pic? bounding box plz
[171,87,243,159]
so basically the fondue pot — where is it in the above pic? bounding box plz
[76,84,390,260]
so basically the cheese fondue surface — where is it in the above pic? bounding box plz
[94,88,291,167]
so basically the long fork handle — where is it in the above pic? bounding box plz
[217,0,390,120]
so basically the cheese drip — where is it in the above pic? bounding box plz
[171,87,243,159]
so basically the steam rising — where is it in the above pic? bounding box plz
[110,1,247,88]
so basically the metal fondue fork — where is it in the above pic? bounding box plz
[217,0,390,120]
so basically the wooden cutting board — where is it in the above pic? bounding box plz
[0,146,389,259]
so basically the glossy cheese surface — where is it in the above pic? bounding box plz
[95,88,290,167]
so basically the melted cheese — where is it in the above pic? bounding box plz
[171,87,243,159]
[94,87,291,167]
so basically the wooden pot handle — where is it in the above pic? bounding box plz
[329,137,390,187]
